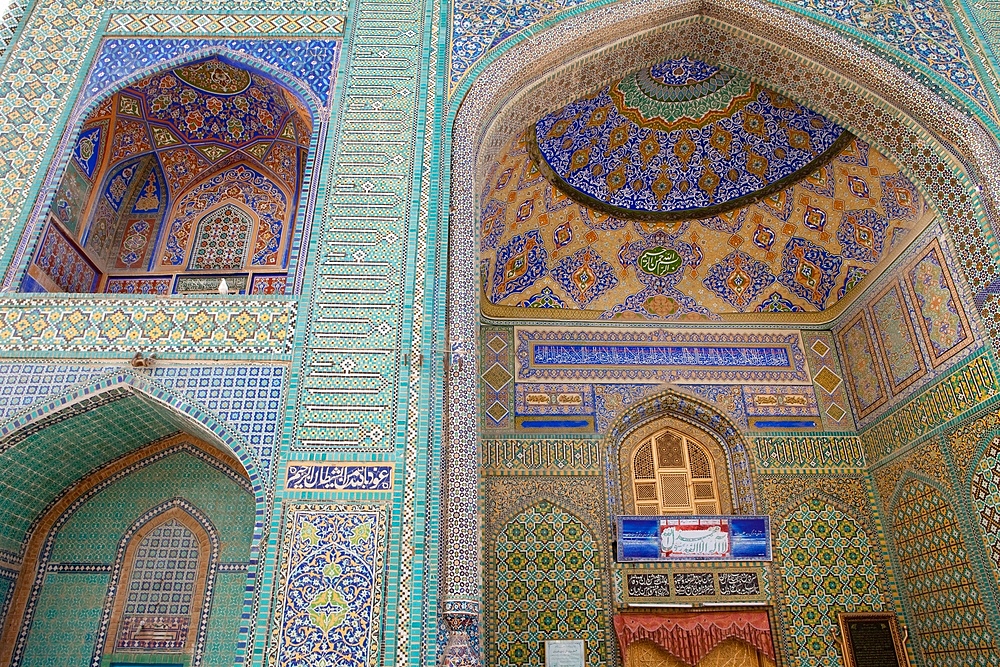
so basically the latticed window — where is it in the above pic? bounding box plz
[631,428,721,515]
[116,518,202,651]
[189,203,254,271]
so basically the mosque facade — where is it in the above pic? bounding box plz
[0,1,999,666]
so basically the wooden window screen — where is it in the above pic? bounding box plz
[630,429,720,514]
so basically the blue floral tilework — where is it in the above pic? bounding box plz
[786,0,994,115]
[451,0,595,85]
[85,38,340,108]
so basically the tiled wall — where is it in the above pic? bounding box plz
[17,449,254,667]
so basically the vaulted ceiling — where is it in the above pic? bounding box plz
[481,57,930,320]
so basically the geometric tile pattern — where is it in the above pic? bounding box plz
[776,497,885,667]
[190,204,255,271]
[0,364,117,420]
[116,518,199,651]
[490,501,607,667]
[0,298,295,354]
[890,478,1000,667]
[0,364,285,482]
[971,435,1000,579]
[105,13,345,37]
[18,572,111,667]
[802,331,855,431]
[152,365,286,474]
[84,38,340,108]
[481,326,513,429]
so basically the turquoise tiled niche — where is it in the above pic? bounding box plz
[19,450,254,666]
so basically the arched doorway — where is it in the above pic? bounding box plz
[0,389,258,667]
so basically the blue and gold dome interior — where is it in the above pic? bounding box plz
[482,57,930,319]
[23,56,312,296]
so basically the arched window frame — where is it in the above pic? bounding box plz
[186,201,259,272]
[619,416,735,516]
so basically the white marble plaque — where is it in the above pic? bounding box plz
[545,640,585,667]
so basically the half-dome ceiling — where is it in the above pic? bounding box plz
[529,56,852,220]
[480,59,933,320]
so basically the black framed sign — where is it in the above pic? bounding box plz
[838,612,907,667]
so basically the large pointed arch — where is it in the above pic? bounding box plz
[0,371,269,667]
[0,436,252,666]
[441,0,1000,628]
[5,45,323,295]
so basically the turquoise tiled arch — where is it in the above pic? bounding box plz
[0,370,271,667]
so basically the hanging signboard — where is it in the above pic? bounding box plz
[617,515,772,562]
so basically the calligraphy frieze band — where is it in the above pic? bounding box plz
[515,328,810,384]
[285,463,393,491]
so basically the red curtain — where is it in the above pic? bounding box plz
[613,611,775,665]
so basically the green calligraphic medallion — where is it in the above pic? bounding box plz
[637,247,682,276]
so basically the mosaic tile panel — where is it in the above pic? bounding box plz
[904,239,974,368]
[14,450,253,667]
[862,349,999,463]
[268,504,387,667]
[0,298,295,354]
[31,222,99,293]
[50,450,254,564]
[516,327,810,384]
[104,276,172,295]
[869,281,925,395]
[890,478,1000,667]
[971,435,1000,581]
[802,331,854,430]
[481,438,602,472]
[0,570,15,625]
[450,0,599,88]
[489,500,607,667]
[531,55,846,216]
[84,38,340,108]
[483,128,925,318]
[0,364,117,420]
[0,396,179,558]
[838,311,887,420]
[784,0,995,115]
[753,435,865,469]
[775,497,886,667]
[105,13,346,36]
[482,326,513,429]
[201,572,248,667]
[18,573,110,667]
[0,364,284,487]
